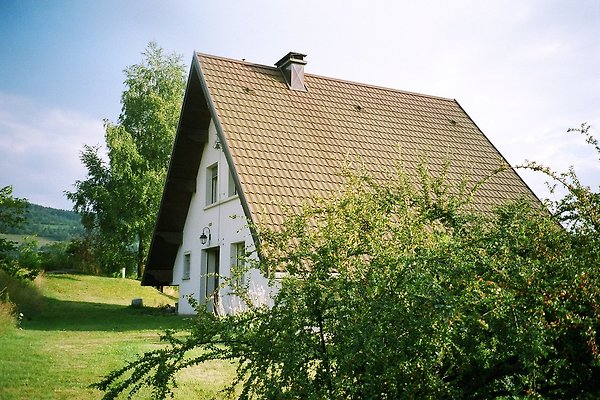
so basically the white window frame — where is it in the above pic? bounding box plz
[206,163,218,205]
[182,252,191,280]
[231,241,246,285]
[228,169,238,198]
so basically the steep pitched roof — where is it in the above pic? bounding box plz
[201,53,536,222]
[142,52,537,286]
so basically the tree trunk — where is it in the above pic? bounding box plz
[136,234,145,279]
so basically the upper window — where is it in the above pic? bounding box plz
[228,170,238,197]
[206,163,218,205]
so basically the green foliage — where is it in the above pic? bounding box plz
[15,237,42,277]
[66,42,186,277]
[0,186,28,230]
[37,241,73,272]
[97,127,600,399]
[0,186,27,259]
[1,203,84,241]
[0,268,20,335]
[0,269,44,325]
[0,297,18,335]
[64,236,102,274]
[0,171,90,281]
[0,186,39,280]
[0,197,91,276]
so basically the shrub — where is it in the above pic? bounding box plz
[0,185,36,280]
[0,292,18,335]
[96,127,600,399]
[66,237,102,275]
[0,269,44,318]
[16,237,42,273]
[39,242,73,272]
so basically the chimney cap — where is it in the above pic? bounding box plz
[275,52,307,68]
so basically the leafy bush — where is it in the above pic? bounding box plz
[0,186,44,280]
[0,237,43,280]
[65,236,102,275]
[37,242,71,271]
[97,127,600,399]
[0,269,44,321]
[16,237,42,272]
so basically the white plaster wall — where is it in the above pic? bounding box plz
[171,119,272,315]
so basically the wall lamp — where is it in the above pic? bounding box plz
[199,227,211,245]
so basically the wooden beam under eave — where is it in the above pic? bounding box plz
[169,177,196,193]
[156,231,183,245]
[142,269,173,286]
[180,127,208,143]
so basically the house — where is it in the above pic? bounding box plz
[141,51,537,315]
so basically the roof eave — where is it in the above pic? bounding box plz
[193,53,262,254]
[142,53,261,286]
[142,55,211,286]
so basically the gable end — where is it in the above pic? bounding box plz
[142,58,211,286]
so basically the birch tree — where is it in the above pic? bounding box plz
[67,42,185,277]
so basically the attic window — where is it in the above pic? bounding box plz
[206,163,218,205]
[228,169,238,197]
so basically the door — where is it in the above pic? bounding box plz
[204,247,220,313]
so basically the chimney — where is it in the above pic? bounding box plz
[275,52,307,91]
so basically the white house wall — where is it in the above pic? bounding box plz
[172,119,271,315]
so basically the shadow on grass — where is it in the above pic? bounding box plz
[44,273,82,281]
[21,297,191,332]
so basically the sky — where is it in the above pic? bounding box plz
[0,0,599,210]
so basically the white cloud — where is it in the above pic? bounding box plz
[0,93,104,209]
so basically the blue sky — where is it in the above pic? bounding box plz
[1,0,599,210]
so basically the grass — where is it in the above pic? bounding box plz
[0,273,236,399]
[0,270,45,316]
[0,298,18,335]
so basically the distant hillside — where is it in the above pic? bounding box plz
[0,203,84,242]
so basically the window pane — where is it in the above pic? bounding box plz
[228,170,238,197]
[231,242,246,285]
[207,164,218,205]
[183,253,191,280]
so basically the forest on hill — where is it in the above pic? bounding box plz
[0,203,83,242]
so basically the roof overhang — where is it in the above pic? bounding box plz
[142,56,211,286]
[142,54,259,286]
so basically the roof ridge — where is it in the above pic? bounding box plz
[307,72,455,103]
[195,51,273,70]
[144,50,541,287]
[195,52,454,103]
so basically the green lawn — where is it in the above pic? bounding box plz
[0,274,236,399]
